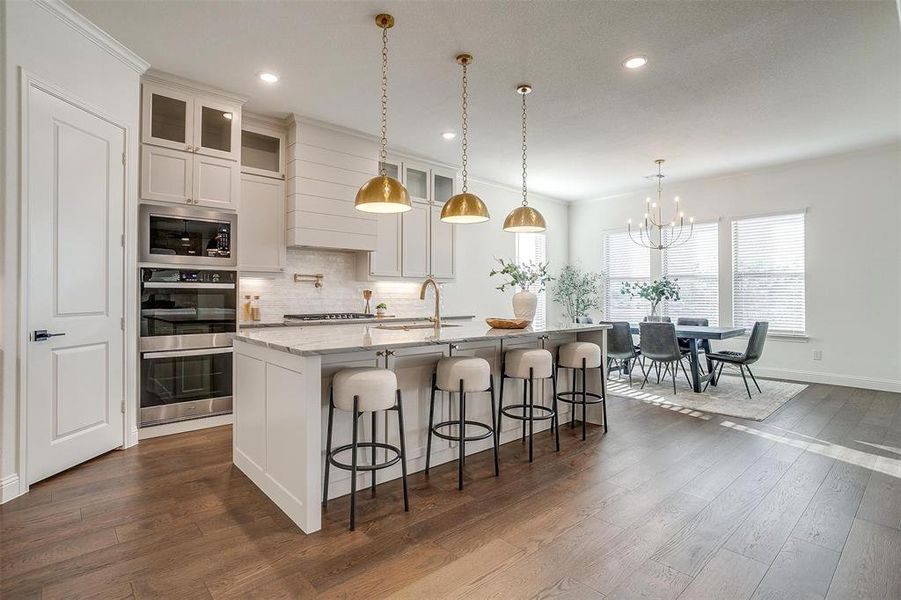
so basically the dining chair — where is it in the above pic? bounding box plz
[642,316,672,322]
[605,321,646,387]
[704,322,769,399]
[638,322,691,394]
[676,317,710,373]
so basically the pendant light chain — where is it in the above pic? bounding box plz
[460,60,469,193]
[379,23,389,175]
[521,91,528,207]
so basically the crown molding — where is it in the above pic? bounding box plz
[143,69,248,105]
[35,0,149,74]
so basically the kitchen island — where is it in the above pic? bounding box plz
[233,320,611,533]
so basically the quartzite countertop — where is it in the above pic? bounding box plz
[232,319,610,533]
[234,320,611,356]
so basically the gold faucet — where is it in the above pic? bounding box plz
[419,277,441,325]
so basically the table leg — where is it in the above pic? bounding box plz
[688,338,702,393]
[703,339,716,386]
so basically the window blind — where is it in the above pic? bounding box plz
[732,213,805,334]
[603,230,651,322]
[663,222,719,325]
[516,232,547,328]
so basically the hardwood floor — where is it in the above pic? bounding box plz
[2,383,900,599]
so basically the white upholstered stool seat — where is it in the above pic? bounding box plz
[437,357,492,392]
[332,368,398,412]
[558,342,602,369]
[504,348,553,379]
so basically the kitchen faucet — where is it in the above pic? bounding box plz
[419,277,441,325]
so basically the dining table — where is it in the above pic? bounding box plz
[629,324,747,392]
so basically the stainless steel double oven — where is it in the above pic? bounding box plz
[139,263,237,426]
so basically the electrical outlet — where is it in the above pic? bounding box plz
[813,350,823,361]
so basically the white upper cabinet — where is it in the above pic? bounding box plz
[239,173,286,273]
[193,97,241,161]
[401,200,431,278]
[193,153,240,210]
[140,144,193,205]
[402,161,430,203]
[241,119,286,179]
[142,83,193,152]
[430,168,456,279]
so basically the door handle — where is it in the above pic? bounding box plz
[32,329,65,342]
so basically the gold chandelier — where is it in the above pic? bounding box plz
[354,14,412,214]
[504,84,546,232]
[441,54,490,223]
[627,159,693,250]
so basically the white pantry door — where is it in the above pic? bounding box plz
[25,84,126,484]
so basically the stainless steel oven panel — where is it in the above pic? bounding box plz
[140,332,234,352]
[140,204,238,266]
[140,396,233,427]
[143,347,234,359]
[143,282,235,289]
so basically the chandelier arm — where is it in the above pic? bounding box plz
[629,227,651,249]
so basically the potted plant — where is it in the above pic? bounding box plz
[375,302,388,317]
[552,265,604,323]
[620,276,680,320]
[489,258,552,322]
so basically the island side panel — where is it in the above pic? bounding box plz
[233,340,323,533]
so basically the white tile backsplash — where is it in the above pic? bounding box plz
[239,248,437,321]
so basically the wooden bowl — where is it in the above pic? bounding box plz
[485,318,531,329]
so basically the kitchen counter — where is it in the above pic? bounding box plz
[233,320,610,533]
[237,314,475,329]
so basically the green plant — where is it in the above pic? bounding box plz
[620,276,681,316]
[489,258,552,293]
[375,302,387,310]
[551,265,604,322]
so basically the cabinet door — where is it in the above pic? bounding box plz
[193,153,239,210]
[241,127,285,179]
[193,97,241,160]
[430,169,457,279]
[370,213,402,277]
[402,161,430,203]
[401,200,430,278]
[142,83,193,152]
[239,174,285,272]
[140,145,193,205]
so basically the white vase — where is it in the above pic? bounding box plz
[512,289,538,322]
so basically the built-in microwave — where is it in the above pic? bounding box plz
[140,204,237,267]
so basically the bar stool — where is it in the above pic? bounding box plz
[322,367,409,531]
[498,348,558,462]
[425,356,499,490]
[555,341,606,440]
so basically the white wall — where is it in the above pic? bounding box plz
[0,0,146,500]
[569,143,901,392]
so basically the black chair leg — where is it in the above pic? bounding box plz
[703,362,716,391]
[679,359,692,388]
[671,363,677,395]
[640,360,653,389]
[739,365,752,399]
[349,396,359,531]
[425,374,436,474]
[746,366,762,393]
[322,391,335,508]
[581,358,587,441]
[528,367,535,463]
[395,390,410,511]
[627,359,633,387]
[489,376,500,476]
[371,411,377,497]
[458,379,465,490]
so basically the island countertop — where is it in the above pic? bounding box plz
[234,320,612,356]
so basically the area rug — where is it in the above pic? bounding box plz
[606,371,808,421]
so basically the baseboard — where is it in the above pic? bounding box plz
[0,474,23,504]
[139,414,233,439]
[753,366,901,393]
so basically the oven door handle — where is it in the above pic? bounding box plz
[143,347,234,359]
[143,282,235,289]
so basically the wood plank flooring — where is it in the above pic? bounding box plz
[2,383,900,599]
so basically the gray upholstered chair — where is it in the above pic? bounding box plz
[605,321,646,386]
[704,322,768,399]
[676,317,710,371]
[638,322,691,394]
[642,316,672,322]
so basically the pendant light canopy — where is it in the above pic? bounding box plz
[355,14,411,214]
[441,54,490,224]
[504,84,546,232]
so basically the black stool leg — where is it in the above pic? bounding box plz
[528,367,534,463]
[600,365,608,433]
[322,389,335,508]
[552,364,560,451]
[521,378,527,442]
[490,376,500,476]
[395,389,410,512]
[497,373,505,438]
[371,412,377,497]
[571,368,577,428]
[349,396,360,531]
[425,373,436,474]
[581,358,587,441]
[458,379,465,490]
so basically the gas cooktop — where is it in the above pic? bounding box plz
[283,313,375,321]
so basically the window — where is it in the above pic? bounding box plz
[732,213,805,334]
[516,233,547,328]
[663,222,719,325]
[603,230,651,322]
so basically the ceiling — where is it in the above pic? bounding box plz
[70,0,900,202]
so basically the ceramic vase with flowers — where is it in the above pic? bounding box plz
[489,259,553,322]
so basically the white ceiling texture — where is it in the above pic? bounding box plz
[70,0,900,201]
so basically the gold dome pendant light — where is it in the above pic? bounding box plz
[440,54,490,224]
[504,84,546,232]
[354,14,412,214]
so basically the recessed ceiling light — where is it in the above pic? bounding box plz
[623,56,648,69]
[259,72,279,83]
[441,131,457,140]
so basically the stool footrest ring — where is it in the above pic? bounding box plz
[500,403,555,421]
[328,442,402,472]
[431,420,494,442]
[556,391,605,405]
